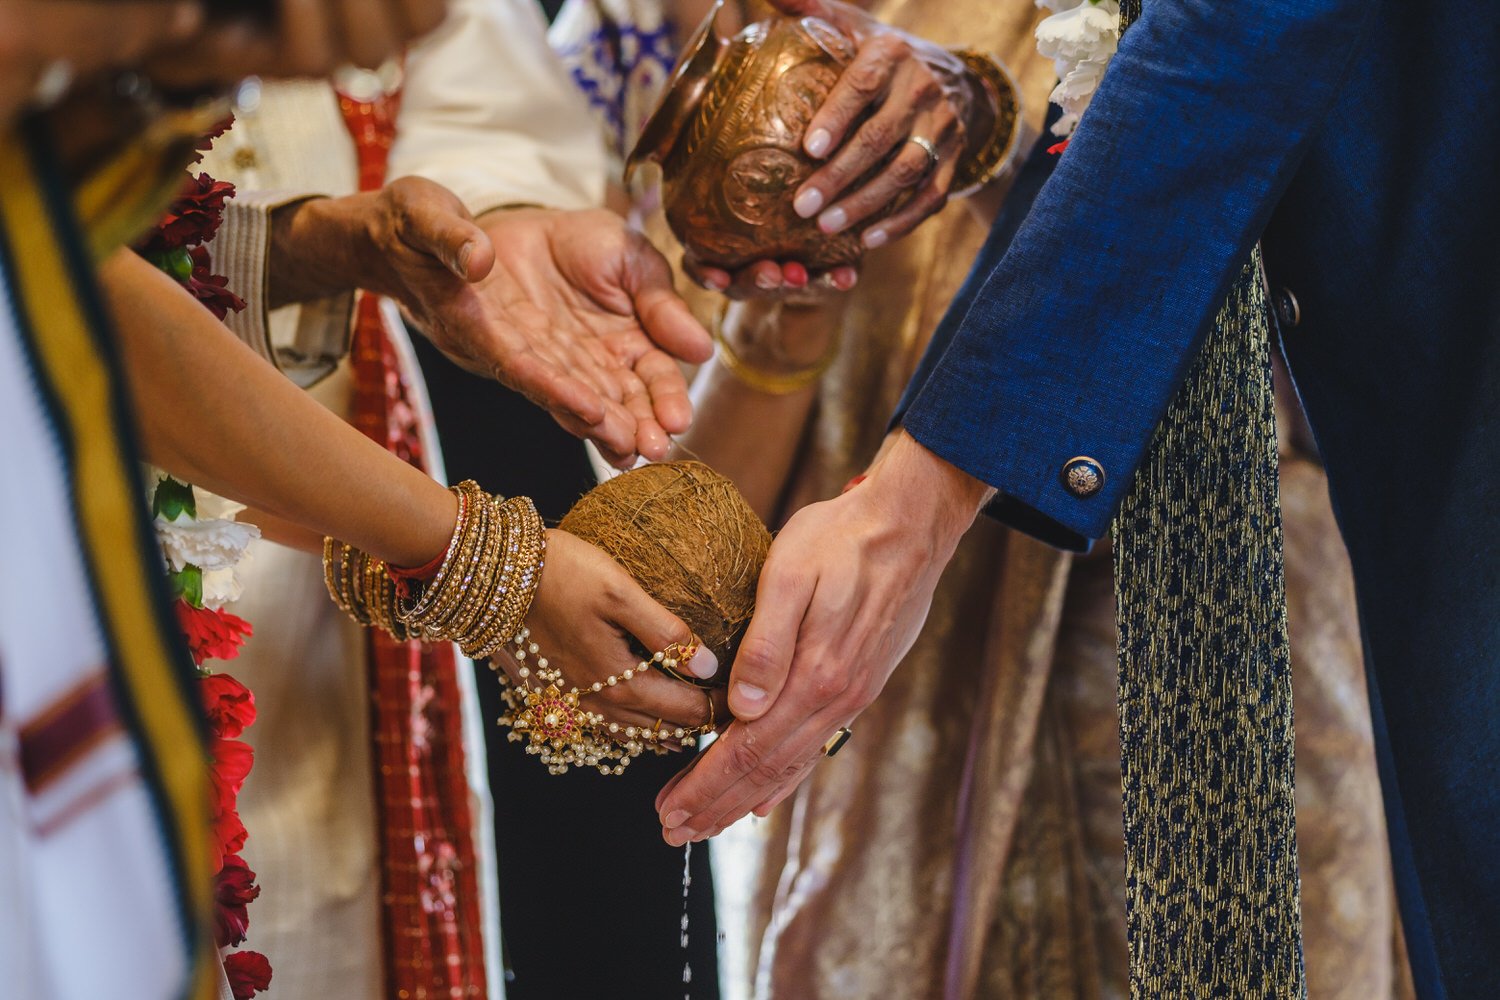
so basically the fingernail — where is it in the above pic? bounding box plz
[705,272,729,291]
[793,187,824,219]
[452,241,474,277]
[806,128,832,159]
[669,827,699,846]
[819,207,848,234]
[733,683,767,711]
[755,270,780,291]
[863,228,888,250]
[690,646,719,680]
[663,809,690,829]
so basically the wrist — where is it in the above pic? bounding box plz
[268,193,382,308]
[719,300,837,373]
[863,429,992,549]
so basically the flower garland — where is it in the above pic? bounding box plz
[1035,0,1121,153]
[137,130,272,1000]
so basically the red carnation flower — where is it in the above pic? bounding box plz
[214,854,262,947]
[185,246,247,321]
[200,673,256,739]
[176,601,253,665]
[210,738,254,799]
[138,172,237,254]
[223,950,272,1000]
[191,116,235,165]
[212,805,248,867]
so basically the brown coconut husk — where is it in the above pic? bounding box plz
[558,461,770,687]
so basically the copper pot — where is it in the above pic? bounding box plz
[626,1,880,272]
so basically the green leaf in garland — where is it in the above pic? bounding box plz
[169,565,204,608]
[147,248,195,283]
[153,476,197,521]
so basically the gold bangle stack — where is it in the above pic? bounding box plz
[950,49,1023,197]
[321,479,547,659]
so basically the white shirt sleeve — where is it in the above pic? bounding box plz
[389,0,610,215]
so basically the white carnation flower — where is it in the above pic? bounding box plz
[201,567,245,610]
[193,487,247,523]
[1036,1,1119,67]
[155,515,261,572]
[1049,56,1111,136]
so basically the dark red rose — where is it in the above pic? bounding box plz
[176,601,253,665]
[137,172,237,254]
[223,950,272,1000]
[185,246,247,321]
[200,673,256,739]
[214,854,262,947]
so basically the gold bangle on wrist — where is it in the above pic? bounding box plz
[320,480,547,657]
[950,49,1023,198]
[712,301,839,395]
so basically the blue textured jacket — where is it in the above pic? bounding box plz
[895,2,1500,997]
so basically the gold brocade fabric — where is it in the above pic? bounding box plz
[734,3,1415,999]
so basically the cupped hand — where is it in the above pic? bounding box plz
[278,180,713,467]
[653,431,991,844]
[767,0,986,250]
[514,529,728,734]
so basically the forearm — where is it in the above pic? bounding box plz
[101,249,455,567]
[265,193,383,309]
[670,301,837,522]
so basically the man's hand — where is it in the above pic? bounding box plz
[270,178,713,466]
[653,430,993,844]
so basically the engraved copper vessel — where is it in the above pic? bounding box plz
[627,1,878,272]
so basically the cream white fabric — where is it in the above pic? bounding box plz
[0,268,188,1000]
[203,0,607,388]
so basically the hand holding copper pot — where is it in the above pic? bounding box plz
[628,0,1018,298]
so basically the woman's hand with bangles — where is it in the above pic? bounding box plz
[507,529,728,737]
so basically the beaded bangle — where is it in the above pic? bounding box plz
[320,480,547,657]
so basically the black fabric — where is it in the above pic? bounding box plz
[412,334,721,1000]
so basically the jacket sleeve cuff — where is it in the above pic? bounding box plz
[209,190,353,389]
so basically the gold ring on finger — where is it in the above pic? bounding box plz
[822,727,853,758]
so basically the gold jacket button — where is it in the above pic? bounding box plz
[1062,457,1105,499]
[1274,287,1301,328]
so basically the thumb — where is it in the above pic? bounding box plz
[390,178,495,282]
[728,551,814,720]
